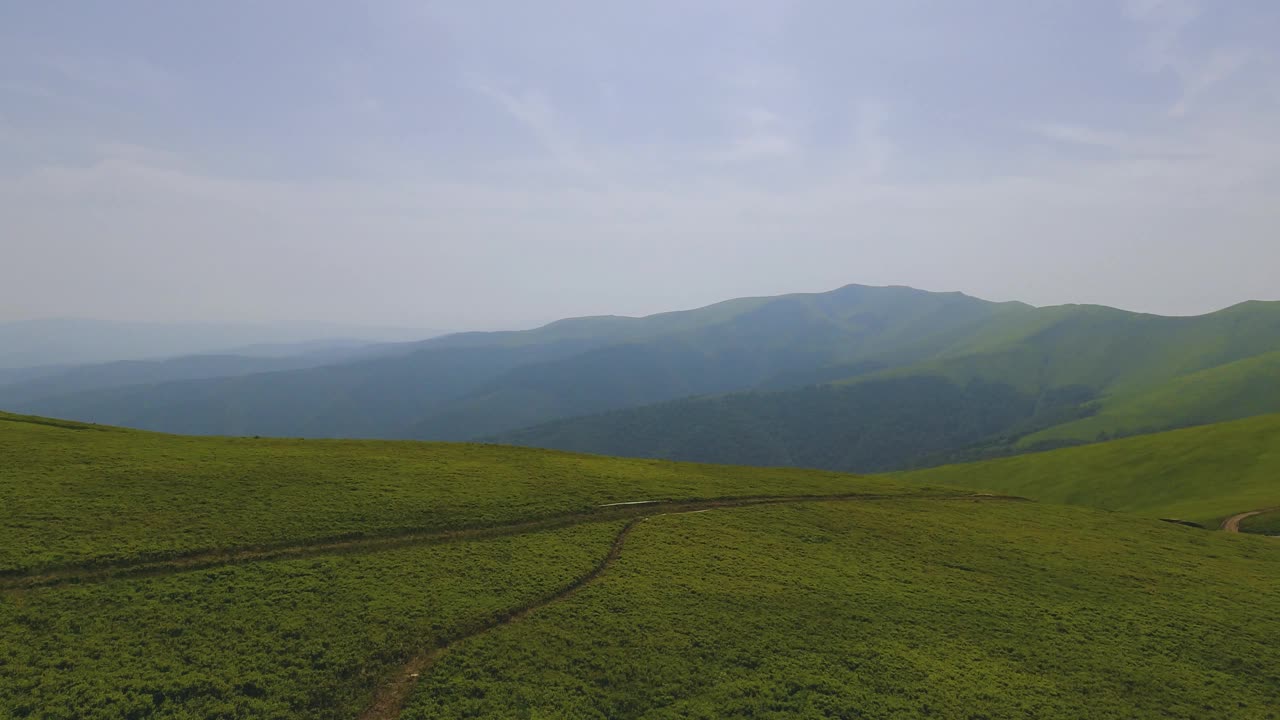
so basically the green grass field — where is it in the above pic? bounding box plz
[2,411,1278,718]
[897,413,1280,526]
[1019,351,1280,447]
[0,523,620,719]
[0,411,911,574]
[405,500,1279,719]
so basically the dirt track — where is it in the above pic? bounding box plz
[0,492,1025,592]
[356,494,1022,720]
[0,492,1024,719]
[357,516,646,720]
[1220,508,1277,533]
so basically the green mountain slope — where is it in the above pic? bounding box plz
[0,410,908,574]
[496,298,1280,470]
[491,375,1068,472]
[1019,349,1280,446]
[895,413,1280,526]
[887,300,1280,438]
[926,300,1280,387]
[409,286,1028,439]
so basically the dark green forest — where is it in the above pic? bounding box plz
[493,376,1098,472]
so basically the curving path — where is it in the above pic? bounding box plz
[357,516,645,720]
[356,494,1023,720]
[1220,507,1278,533]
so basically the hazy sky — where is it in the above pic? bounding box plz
[3,1,1278,329]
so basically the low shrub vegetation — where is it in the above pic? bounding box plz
[0,411,908,574]
[408,500,1280,719]
[0,522,620,719]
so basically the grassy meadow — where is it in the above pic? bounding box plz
[0,523,620,719]
[0,411,911,574]
[897,413,1280,526]
[406,500,1280,719]
[2,410,1278,718]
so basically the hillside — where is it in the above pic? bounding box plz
[2,412,1277,718]
[0,410,906,574]
[494,298,1280,470]
[1016,349,1280,446]
[890,300,1280,446]
[895,413,1280,526]
[491,375,1067,472]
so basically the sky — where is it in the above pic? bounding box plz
[2,0,1278,330]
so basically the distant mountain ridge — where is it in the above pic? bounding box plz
[0,318,440,369]
[0,343,397,408]
[492,296,1280,470]
[5,284,1280,471]
[4,285,1028,439]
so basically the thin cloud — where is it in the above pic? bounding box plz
[461,75,597,177]
[1035,123,1198,160]
[1170,49,1252,117]
[1124,0,1254,117]
[3,2,1279,327]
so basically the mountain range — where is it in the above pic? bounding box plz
[0,318,440,369]
[4,284,1279,472]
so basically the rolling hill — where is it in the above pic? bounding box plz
[0,410,906,574]
[895,412,1280,527]
[1,411,1277,718]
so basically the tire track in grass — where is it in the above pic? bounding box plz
[1220,507,1280,533]
[357,494,1026,720]
[2,493,1023,591]
[357,516,645,720]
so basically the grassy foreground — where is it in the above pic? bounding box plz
[3,411,1278,718]
[896,413,1280,526]
[0,411,911,574]
[407,500,1280,719]
[0,522,621,719]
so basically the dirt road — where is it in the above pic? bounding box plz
[2,491,1024,592]
[357,516,646,720]
[1220,508,1276,532]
